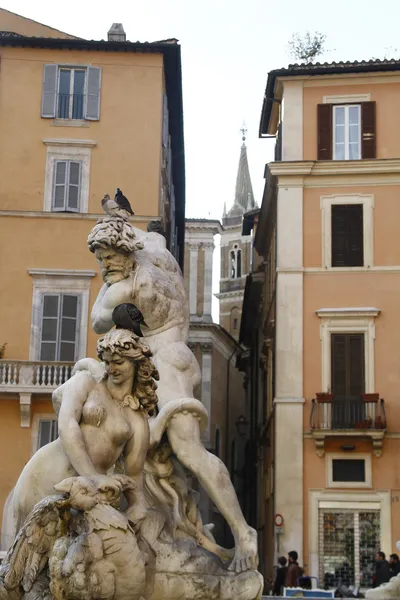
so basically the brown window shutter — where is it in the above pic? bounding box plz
[361,101,376,159]
[317,103,332,160]
[331,333,365,397]
[331,334,347,396]
[349,334,365,396]
[331,204,363,267]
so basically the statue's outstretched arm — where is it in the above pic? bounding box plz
[58,371,98,477]
[123,411,150,525]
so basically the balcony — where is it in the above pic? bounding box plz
[57,93,84,120]
[310,394,387,457]
[0,360,73,427]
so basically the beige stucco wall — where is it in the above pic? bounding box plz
[303,272,400,429]
[0,8,76,38]
[0,216,148,361]
[304,185,400,268]
[303,80,400,161]
[0,396,55,529]
[0,47,163,215]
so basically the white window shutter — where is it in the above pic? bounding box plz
[41,64,58,118]
[67,161,81,212]
[52,161,67,211]
[59,294,80,362]
[84,67,101,120]
[39,294,60,361]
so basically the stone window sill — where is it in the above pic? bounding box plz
[51,119,89,128]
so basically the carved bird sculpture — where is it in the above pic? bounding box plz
[112,303,148,337]
[0,475,146,600]
[101,189,134,219]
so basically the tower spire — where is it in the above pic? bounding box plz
[233,124,254,211]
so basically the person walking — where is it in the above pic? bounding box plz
[389,553,400,577]
[285,550,304,587]
[272,556,288,595]
[373,551,391,587]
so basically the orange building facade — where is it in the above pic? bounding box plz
[242,60,400,589]
[0,12,184,550]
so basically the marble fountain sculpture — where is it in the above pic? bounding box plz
[0,197,263,600]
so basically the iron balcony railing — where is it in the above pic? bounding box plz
[0,360,73,391]
[310,394,387,431]
[57,93,85,120]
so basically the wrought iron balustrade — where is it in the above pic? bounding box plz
[57,93,84,120]
[0,360,73,391]
[310,395,386,431]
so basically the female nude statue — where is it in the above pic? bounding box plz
[12,328,158,532]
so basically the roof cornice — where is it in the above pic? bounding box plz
[260,59,400,137]
[268,158,400,178]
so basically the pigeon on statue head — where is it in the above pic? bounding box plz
[112,303,148,337]
[115,188,134,216]
[100,189,134,219]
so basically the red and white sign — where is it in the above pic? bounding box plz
[274,513,284,527]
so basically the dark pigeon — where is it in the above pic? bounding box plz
[112,303,148,337]
[115,188,134,216]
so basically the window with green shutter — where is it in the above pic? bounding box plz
[52,160,82,212]
[39,294,80,362]
[331,204,363,267]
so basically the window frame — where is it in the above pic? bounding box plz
[331,332,365,397]
[57,67,87,120]
[229,244,242,279]
[30,413,58,456]
[39,292,81,362]
[320,194,374,270]
[316,307,380,395]
[331,203,364,268]
[43,140,96,213]
[29,269,95,362]
[326,453,372,489]
[333,104,362,161]
[52,159,82,212]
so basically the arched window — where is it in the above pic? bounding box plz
[237,249,242,278]
[229,244,242,279]
[230,250,236,278]
[230,307,240,333]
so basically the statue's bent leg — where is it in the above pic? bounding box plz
[167,412,258,574]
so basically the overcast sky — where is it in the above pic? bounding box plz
[4,0,400,221]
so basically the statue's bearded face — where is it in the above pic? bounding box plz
[94,247,134,284]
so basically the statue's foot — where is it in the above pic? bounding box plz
[228,527,258,574]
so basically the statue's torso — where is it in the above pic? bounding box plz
[81,382,133,472]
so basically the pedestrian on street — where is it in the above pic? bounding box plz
[373,551,391,587]
[285,550,304,587]
[389,553,400,577]
[272,556,288,595]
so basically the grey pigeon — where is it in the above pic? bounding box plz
[101,194,121,217]
[112,303,148,337]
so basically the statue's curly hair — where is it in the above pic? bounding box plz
[88,216,143,255]
[97,329,159,416]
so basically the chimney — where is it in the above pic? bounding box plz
[108,23,126,42]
